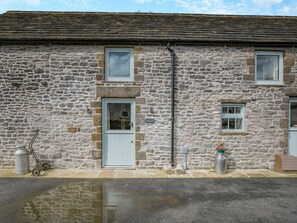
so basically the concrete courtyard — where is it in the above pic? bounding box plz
[0,168,297,222]
[0,177,297,223]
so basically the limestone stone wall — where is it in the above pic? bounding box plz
[0,45,98,169]
[1,44,296,170]
[137,46,296,169]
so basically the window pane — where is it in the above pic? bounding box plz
[257,55,279,81]
[235,118,243,129]
[228,107,234,114]
[222,118,228,129]
[235,107,241,114]
[109,52,130,77]
[222,107,228,114]
[107,103,131,130]
[229,118,235,129]
[291,102,297,128]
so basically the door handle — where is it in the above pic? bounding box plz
[131,141,134,143]
[130,122,134,128]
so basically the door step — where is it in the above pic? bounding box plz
[275,154,297,172]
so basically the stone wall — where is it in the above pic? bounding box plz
[1,44,296,170]
[0,45,98,169]
[137,46,296,169]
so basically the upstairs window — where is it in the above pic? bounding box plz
[221,104,245,132]
[255,51,283,85]
[105,48,134,82]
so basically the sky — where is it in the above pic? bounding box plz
[0,0,297,16]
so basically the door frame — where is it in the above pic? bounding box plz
[102,98,136,168]
[288,98,297,156]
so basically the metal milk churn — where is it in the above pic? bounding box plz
[215,151,227,175]
[15,145,30,175]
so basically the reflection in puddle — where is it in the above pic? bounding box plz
[22,182,105,223]
[28,201,41,220]
[21,181,183,223]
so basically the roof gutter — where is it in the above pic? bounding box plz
[1,39,297,47]
[167,42,175,167]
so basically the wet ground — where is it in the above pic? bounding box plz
[0,178,297,223]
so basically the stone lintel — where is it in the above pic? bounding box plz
[97,86,141,98]
[285,92,297,97]
[252,85,285,88]
[218,99,251,103]
[220,132,249,136]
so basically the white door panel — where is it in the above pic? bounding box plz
[289,131,297,157]
[104,134,134,166]
[102,98,135,167]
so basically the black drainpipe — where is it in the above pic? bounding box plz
[167,42,175,167]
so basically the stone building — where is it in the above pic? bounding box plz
[0,11,297,170]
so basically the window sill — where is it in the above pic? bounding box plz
[220,132,249,136]
[105,80,135,83]
[253,84,285,87]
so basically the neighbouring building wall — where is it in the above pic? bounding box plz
[1,44,296,170]
[0,45,98,169]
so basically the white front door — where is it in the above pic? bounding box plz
[102,98,135,167]
[289,99,297,157]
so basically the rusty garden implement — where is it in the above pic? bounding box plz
[29,130,51,176]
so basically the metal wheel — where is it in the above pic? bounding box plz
[32,168,40,176]
[42,163,51,171]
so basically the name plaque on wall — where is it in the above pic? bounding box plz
[145,118,155,124]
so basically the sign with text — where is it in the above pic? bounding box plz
[145,118,155,124]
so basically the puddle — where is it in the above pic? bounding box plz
[1,178,296,222]
[20,180,185,223]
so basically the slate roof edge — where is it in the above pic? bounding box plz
[3,10,297,19]
[1,38,297,45]
[2,11,297,45]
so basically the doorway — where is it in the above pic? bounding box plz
[289,99,297,157]
[102,98,135,167]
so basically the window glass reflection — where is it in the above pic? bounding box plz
[109,52,130,77]
[291,102,297,128]
[229,118,235,129]
[257,55,279,81]
[107,103,131,130]
[222,118,228,129]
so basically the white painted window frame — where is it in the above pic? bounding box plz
[255,51,283,85]
[221,104,245,132]
[105,48,134,82]
[289,98,297,131]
